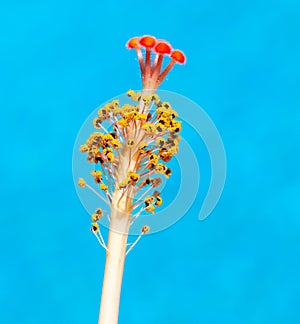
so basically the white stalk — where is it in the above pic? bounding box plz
[98,191,130,324]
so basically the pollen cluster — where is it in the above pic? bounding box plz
[78,90,181,219]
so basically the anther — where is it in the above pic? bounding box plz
[78,178,86,188]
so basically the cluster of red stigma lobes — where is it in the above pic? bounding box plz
[127,35,186,92]
[77,35,185,249]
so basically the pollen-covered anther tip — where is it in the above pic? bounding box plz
[139,35,156,48]
[142,225,150,234]
[78,178,86,188]
[92,213,102,222]
[91,223,99,232]
[126,37,139,49]
[171,50,186,64]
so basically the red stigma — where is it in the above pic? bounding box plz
[154,41,172,54]
[139,35,156,48]
[170,50,186,64]
[127,37,139,49]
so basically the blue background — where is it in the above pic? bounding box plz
[1,0,299,323]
